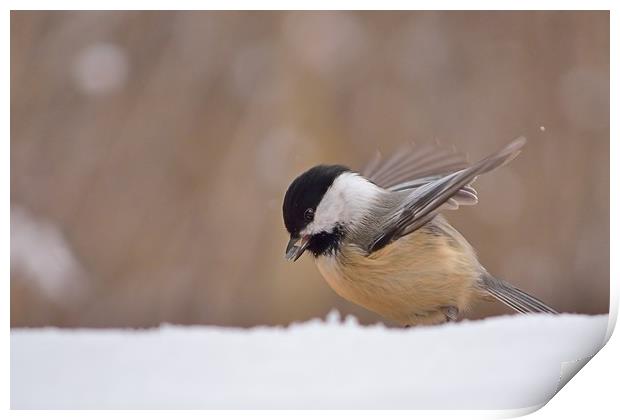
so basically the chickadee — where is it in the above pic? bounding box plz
[282,137,557,326]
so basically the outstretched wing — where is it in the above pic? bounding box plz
[367,137,526,254]
[362,141,478,211]
[362,141,470,189]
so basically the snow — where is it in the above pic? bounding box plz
[11,313,609,410]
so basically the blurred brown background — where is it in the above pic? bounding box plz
[10,11,609,328]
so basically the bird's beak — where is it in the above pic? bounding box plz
[285,235,310,261]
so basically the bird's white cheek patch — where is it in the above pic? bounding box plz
[312,200,344,233]
[302,173,379,236]
[301,210,340,236]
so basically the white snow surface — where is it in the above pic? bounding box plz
[11,313,609,409]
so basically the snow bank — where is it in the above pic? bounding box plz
[11,313,609,410]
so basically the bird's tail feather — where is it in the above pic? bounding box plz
[482,273,558,314]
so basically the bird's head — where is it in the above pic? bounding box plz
[282,164,379,261]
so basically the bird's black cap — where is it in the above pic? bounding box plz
[282,165,350,237]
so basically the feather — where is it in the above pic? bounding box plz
[481,273,558,314]
[363,141,469,189]
[368,137,527,253]
[364,143,479,211]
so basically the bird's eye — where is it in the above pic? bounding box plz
[304,208,314,222]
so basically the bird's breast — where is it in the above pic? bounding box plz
[315,223,482,325]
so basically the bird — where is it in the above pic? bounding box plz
[282,137,558,326]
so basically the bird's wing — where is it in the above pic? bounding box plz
[362,141,470,189]
[361,141,478,210]
[367,137,526,254]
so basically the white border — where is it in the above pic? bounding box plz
[2,0,617,10]
[3,3,11,418]
[3,3,616,420]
